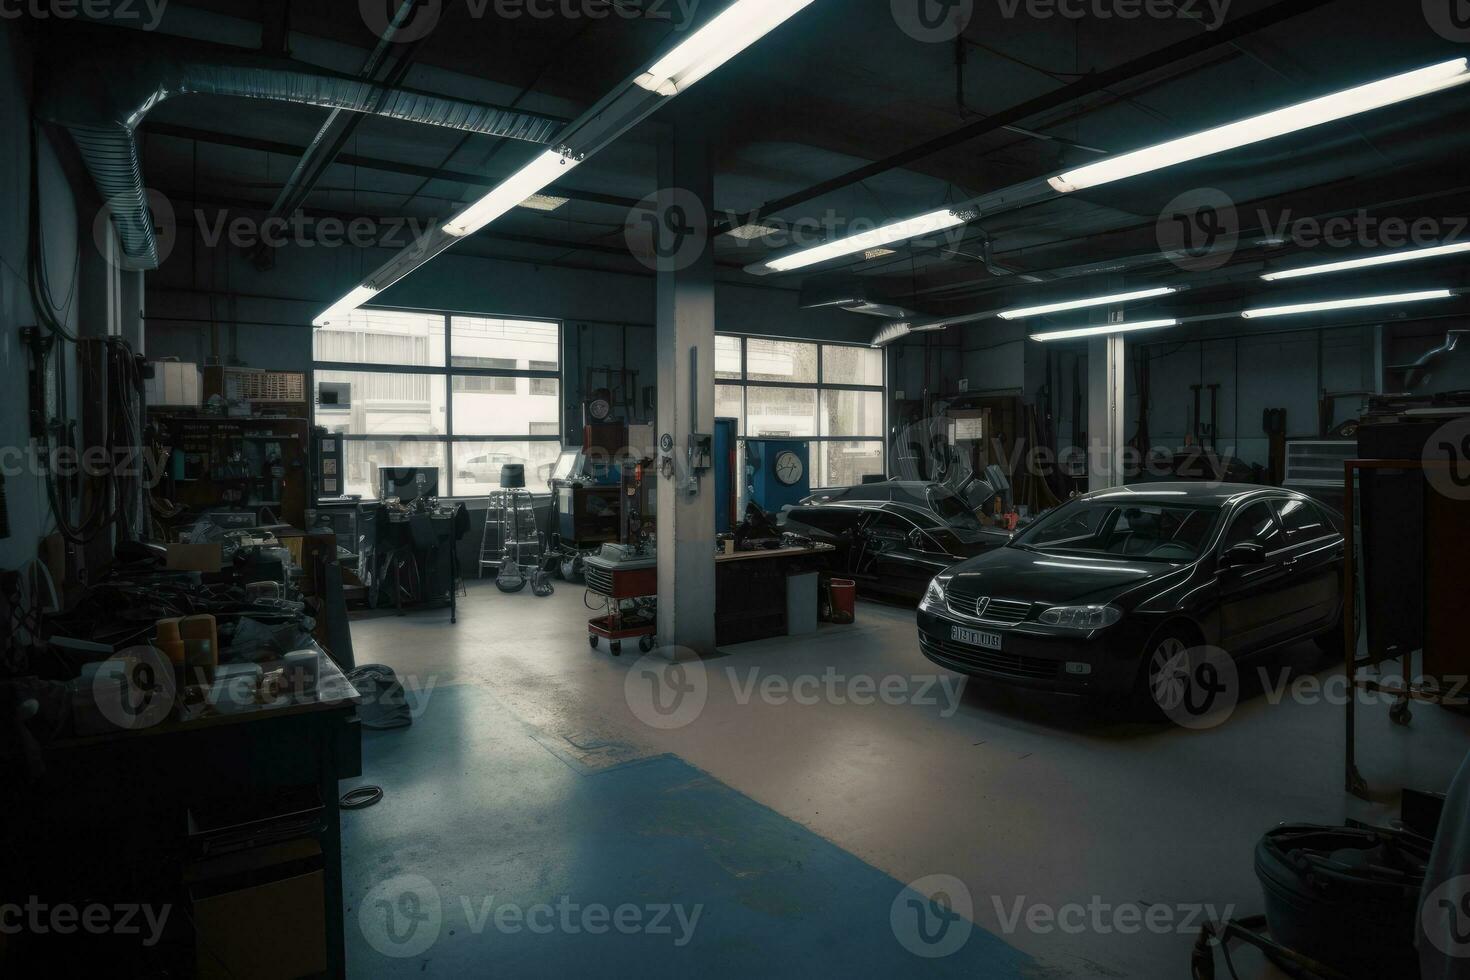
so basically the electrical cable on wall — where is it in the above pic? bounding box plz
[27,115,145,550]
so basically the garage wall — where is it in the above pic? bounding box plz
[0,20,86,569]
[1126,325,1376,471]
[143,211,875,429]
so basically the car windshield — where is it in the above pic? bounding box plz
[926,487,985,531]
[1012,498,1222,561]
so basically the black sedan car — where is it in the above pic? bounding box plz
[916,484,1344,702]
[783,500,1011,603]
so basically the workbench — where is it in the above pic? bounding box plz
[1,653,362,977]
[715,544,836,645]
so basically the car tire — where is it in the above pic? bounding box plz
[1130,622,1201,721]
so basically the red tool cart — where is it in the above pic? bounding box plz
[583,547,657,656]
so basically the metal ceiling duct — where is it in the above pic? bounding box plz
[799,274,920,321]
[36,26,565,270]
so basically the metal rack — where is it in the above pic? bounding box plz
[479,489,547,593]
[1342,457,1467,799]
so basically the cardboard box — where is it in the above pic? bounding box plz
[166,543,224,572]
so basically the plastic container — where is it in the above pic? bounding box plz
[1254,823,1428,978]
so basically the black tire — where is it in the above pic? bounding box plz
[610,641,622,657]
[1131,623,1199,720]
[588,635,599,649]
[639,635,655,653]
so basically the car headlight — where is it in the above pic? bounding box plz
[920,577,947,610]
[1037,604,1122,630]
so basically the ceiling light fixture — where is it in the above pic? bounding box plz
[762,208,970,273]
[1241,289,1456,319]
[315,0,821,326]
[313,284,381,328]
[1049,59,1470,193]
[635,0,818,94]
[444,150,582,238]
[1261,240,1470,281]
[725,222,784,241]
[1030,318,1178,342]
[519,192,571,212]
[998,286,1178,320]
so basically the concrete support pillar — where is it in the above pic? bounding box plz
[1087,331,1127,491]
[655,124,717,657]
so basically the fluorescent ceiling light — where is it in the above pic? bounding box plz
[1241,289,1455,319]
[764,209,968,273]
[1031,318,1177,341]
[312,284,380,328]
[864,247,897,260]
[1261,241,1470,281]
[635,0,818,94]
[519,193,570,212]
[444,150,581,238]
[998,286,1178,320]
[726,222,783,241]
[315,0,823,327]
[1050,58,1470,193]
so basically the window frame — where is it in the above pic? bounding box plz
[312,306,564,498]
[715,334,886,490]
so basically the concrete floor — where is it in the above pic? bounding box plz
[340,581,1470,978]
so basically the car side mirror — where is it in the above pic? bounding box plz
[1220,542,1266,568]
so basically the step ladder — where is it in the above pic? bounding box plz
[478,489,542,579]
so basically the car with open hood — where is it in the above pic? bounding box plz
[783,499,1011,603]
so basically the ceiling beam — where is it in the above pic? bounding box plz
[717,0,1338,233]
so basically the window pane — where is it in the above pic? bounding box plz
[823,345,883,387]
[313,310,445,367]
[746,386,817,437]
[450,317,559,369]
[818,441,884,488]
[315,370,447,436]
[745,338,817,384]
[715,385,744,434]
[453,441,561,496]
[716,336,743,380]
[342,439,448,499]
[821,389,883,438]
[453,378,560,436]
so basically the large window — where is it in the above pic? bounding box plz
[314,310,561,497]
[716,335,885,488]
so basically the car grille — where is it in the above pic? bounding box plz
[944,584,1032,625]
[919,635,1059,680]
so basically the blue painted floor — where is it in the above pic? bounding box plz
[341,684,1033,978]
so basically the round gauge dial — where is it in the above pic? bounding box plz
[587,389,614,422]
[774,451,804,486]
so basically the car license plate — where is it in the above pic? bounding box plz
[952,625,1002,651]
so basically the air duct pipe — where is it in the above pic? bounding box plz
[36,26,565,269]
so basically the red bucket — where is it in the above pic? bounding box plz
[826,579,856,625]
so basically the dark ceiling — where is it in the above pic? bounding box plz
[60,0,1470,330]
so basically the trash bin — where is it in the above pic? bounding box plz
[825,579,856,625]
[786,572,819,636]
